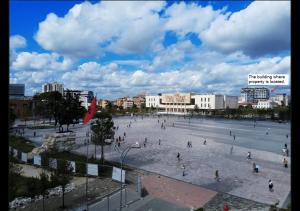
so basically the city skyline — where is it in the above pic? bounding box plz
[10,1,290,100]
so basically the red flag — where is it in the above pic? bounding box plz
[83,97,97,124]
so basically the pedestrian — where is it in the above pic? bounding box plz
[283,158,288,168]
[230,130,232,136]
[223,203,229,211]
[187,141,189,148]
[144,142,146,147]
[215,170,219,181]
[158,139,161,145]
[286,148,289,157]
[118,141,121,147]
[247,152,251,160]
[177,152,180,161]
[34,131,36,137]
[230,145,233,154]
[203,139,206,145]
[233,135,235,141]
[252,162,256,172]
[284,143,287,149]
[182,164,185,176]
[268,180,273,191]
[190,141,192,148]
[286,134,288,139]
[124,132,126,137]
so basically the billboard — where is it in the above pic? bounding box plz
[87,163,98,176]
[112,167,125,183]
[21,152,27,163]
[161,93,191,104]
[33,155,41,166]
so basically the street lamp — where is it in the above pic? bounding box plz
[118,143,139,211]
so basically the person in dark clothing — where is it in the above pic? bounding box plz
[158,139,161,145]
[268,180,273,191]
[215,170,219,181]
[177,152,180,161]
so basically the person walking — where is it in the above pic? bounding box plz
[223,203,229,211]
[247,152,252,160]
[182,164,186,176]
[233,135,235,141]
[230,130,232,136]
[203,139,207,145]
[177,152,180,161]
[252,162,256,172]
[124,132,126,137]
[215,170,220,181]
[286,134,289,139]
[268,180,274,191]
[283,158,288,168]
[159,139,161,145]
[230,145,233,154]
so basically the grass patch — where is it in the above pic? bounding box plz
[9,135,35,153]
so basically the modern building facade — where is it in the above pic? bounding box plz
[42,82,64,95]
[240,87,270,104]
[9,84,25,97]
[146,93,238,113]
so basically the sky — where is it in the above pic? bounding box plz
[9,0,291,100]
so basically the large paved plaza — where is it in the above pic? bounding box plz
[21,115,290,207]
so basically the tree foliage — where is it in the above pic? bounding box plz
[91,112,115,165]
[50,161,73,208]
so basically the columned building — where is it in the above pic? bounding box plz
[146,93,238,113]
[42,82,64,95]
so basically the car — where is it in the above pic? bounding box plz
[104,139,113,144]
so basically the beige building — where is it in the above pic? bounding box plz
[146,93,238,113]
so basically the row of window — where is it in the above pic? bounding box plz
[200,98,210,102]
[200,103,210,108]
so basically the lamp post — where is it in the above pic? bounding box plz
[85,129,90,211]
[119,143,139,211]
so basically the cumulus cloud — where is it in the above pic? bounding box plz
[12,52,73,71]
[58,55,290,99]
[200,1,291,56]
[164,2,224,37]
[35,1,166,57]
[10,35,27,64]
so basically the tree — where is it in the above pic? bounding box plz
[8,162,22,201]
[57,91,85,132]
[22,104,32,126]
[33,92,63,125]
[39,171,51,211]
[91,112,115,165]
[50,161,73,209]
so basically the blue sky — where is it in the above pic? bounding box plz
[9,1,290,99]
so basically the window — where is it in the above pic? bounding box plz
[201,104,202,107]
[201,98,203,102]
[204,98,206,102]
[208,104,210,108]
[208,98,210,102]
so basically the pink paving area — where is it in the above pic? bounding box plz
[142,175,217,209]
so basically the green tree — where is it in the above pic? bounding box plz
[33,91,63,125]
[50,161,73,209]
[91,112,115,165]
[57,91,85,132]
[22,104,32,126]
[8,162,22,201]
[39,171,51,211]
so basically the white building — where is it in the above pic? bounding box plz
[145,93,238,113]
[42,82,64,95]
[255,100,278,109]
[270,94,289,106]
[63,90,94,110]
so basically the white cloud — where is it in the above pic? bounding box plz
[164,2,224,37]
[35,1,166,57]
[200,1,291,56]
[12,52,73,71]
[10,35,27,64]
[57,55,290,99]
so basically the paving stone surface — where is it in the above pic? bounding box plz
[20,116,291,208]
